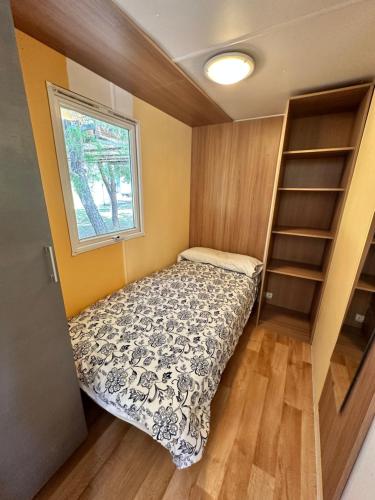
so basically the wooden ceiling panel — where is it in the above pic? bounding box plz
[10,0,231,126]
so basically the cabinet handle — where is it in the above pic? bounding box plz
[45,245,59,283]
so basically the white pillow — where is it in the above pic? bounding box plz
[177,247,263,279]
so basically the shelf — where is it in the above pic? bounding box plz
[283,147,355,159]
[356,274,375,293]
[272,226,334,239]
[278,187,345,192]
[260,303,311,340]
[339,324,368,350]
[267,259,324,282]
[288,84,372,117]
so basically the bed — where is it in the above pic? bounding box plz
[69,248,261,468]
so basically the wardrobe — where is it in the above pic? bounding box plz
[0,2,86,499]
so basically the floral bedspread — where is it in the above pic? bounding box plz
[68,260,258,468]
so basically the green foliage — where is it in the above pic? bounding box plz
[63,111,132,188]
[62,107,134,235]
[62,119,86,193]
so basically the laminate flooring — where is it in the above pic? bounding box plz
[36,320,316,500]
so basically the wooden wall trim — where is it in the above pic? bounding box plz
[10,0,231,127]
[256,107,289,322]
[190,117,283,260]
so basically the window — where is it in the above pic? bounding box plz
[47,83,143,254]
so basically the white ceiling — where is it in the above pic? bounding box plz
[114,0,375,120]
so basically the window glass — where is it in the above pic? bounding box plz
[60,106,135,240]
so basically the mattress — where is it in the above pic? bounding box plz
[68,259,258,468]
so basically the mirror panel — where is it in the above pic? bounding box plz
[330,213,375,410]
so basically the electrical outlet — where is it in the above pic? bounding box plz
[355,313,365,323]
[265,291,273,300]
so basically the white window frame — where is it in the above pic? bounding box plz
[47,82,144,255]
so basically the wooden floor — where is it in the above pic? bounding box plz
[36,321,316,500]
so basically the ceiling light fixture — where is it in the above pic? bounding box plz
[204,52,255,85]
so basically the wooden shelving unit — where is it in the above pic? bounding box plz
[283,146,355,159]
[339,216,375,328]
[257,83,374,341]
[356,275,375,293]
[342,229,375,337]
[272,226,334,239]
[356,232,375,293]
[268,259,324,282]
[278,188,345,192]
[261,303,311,339]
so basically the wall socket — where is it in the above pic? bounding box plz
[265,291,273,299]
[355,313,365,323]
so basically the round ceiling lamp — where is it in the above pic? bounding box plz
[204,52,255,85]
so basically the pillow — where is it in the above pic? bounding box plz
[177,247,263,279]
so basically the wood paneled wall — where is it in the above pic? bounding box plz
[190,117,283,260]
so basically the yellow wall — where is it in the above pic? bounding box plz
[127,97,191,283]
[16,31,191,317]
[312,93,375,399]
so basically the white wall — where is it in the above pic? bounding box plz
[342,420,375,500]
[65,62,134,216]
[66,59,133,117]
